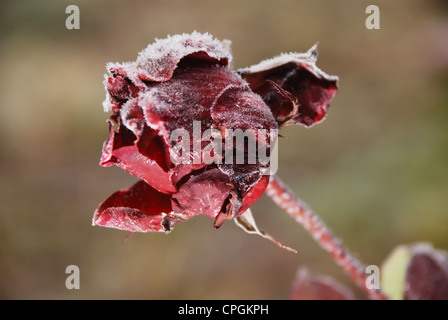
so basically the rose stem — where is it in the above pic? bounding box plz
[266,174,388,300]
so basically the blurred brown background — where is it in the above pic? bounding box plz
[0,0,447,299]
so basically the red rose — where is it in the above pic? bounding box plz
[93,32,337,235]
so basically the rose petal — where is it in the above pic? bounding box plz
[171,168,231,220]
[211,85,278,132]
[93,180,173,233]
[120,98,145,137]
[239,175,270,213]
[99,119,118,166]
[218,164,269,212]
[103,75,140,112]
[106,32,232,87]
[238,45,338,127]
[112,145,176,194]
[100,120,176,193]
[404,243,448,300]
[290,268,356,300]
[140,59,244,137]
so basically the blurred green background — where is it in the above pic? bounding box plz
[0,0,447,299]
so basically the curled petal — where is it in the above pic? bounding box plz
[106,32,232,87]
[93,180,174,233]
[139,60,245,138]
[211,85,278,132]
[239,175,270,213]
[103,75,140,112]
[99,120,118,166]
[290,268,356,300]
[218,164,269,209]
[120,98,145,137]
[404,243,448,300]
[171,168,231,220]
[238,45,338,127]
[100,120,176,194]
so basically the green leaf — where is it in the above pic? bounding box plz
[381,245,411,300]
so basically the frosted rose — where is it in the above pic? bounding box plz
[93,32,337,233]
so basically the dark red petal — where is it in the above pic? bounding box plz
[93,180,173,233]
[211,85,278,132]
[290,268,356,300]
[213,167,270,228]
[171,168,231,220]
[218,163,270,217]
[404,244,448,300]
[99,120,117,166]
[103,75,140,112]
[112,145,176,194]
[100,120,176,194]
[120,98,146,137]
[136,125,172,172]
[140,59,244,136]
[239,175,270,214]
[106,32,232,87]
[238,46,338,127]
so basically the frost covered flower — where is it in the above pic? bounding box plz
[93,32,337,236]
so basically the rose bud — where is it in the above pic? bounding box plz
[93,32,337,247]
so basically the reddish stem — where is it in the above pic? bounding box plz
[266,174,388,300]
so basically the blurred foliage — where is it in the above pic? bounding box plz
[0,0,447,299]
